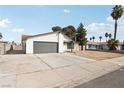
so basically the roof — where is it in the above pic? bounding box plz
[87,41,124,45]
[0,41,8,43]
[28,31,61,38]
[87,41,106,45]
[22,31,73,42]
[22,35,32,42]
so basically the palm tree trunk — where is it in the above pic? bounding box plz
[100,40,101,50]
[114,20,117,40]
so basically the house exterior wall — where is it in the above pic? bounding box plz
[26,40,33,53]
[5,43,11,51]
[63,42,80,52]
[58,33,64,53]
[73,43,80,51]
[117,45,124,50]
[0,42,11,55]
[0,43,5,54]
[85,45,89,50]
[22,41,26,52]
[102,44,109,50]
[63,43,70,52]
[101,45,122,50]
[63,34,72,42]
[87,44,123,50]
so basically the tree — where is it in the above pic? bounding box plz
[99,36,102,42]
[0,32,2,39]
[92,36,95,42]
[10,45,13,51]
[62,25,76,40]
[105,33,109,42]
[111,5,123,40]
[52,26,62,32]
[108,33,112,39]
[12,41,17,45]
[107,39,119,50]
[76,23,87,47]
[90,37,92,41]
[67,25,76,33]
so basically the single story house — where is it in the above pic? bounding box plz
[22,31,80,54]
[87,41,124,51]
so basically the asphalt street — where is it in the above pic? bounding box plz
[76,67,124,88]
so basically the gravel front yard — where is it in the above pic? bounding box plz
[65,50,124,60]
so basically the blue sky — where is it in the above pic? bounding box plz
[0,5,124,43]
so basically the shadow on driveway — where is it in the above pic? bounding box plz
[6,50,25,54]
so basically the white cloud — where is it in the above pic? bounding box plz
[87,22,113,34]
[11,28,24,33]
[106,16,114,23]
[106,15,124,31]
[86,22,114,42]
[107,15,124,23]
[87,14,124,42]
[63,9,70,14]
[0,18,11,28]
[119,16,124,25]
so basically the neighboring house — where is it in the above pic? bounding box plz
[0,41,11,55]
[86,42,108,50]
[117,42,124,50]
[22,31,80,54]
[87,41,124,51]
[0,41,22,55]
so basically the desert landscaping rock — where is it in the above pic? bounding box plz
[67,51,124,60]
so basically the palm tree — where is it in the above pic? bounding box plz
[0,32,2,40]
[111,5,123,40]
[90,37,92,41]
[99,36,102,42]
[108,33,112,39]
[107,39,119,50]
[105,33,109,42]
[99,36,102,50]
[92,36,95,42]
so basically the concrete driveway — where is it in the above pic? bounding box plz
[0,53,123,88]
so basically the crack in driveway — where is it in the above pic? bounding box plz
[35,55,54,70]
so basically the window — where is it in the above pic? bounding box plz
[122,44,124,50]
[67,42,74,49]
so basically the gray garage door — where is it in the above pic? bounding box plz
[33,41,58,54]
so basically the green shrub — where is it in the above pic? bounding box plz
[107,39,119,50]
